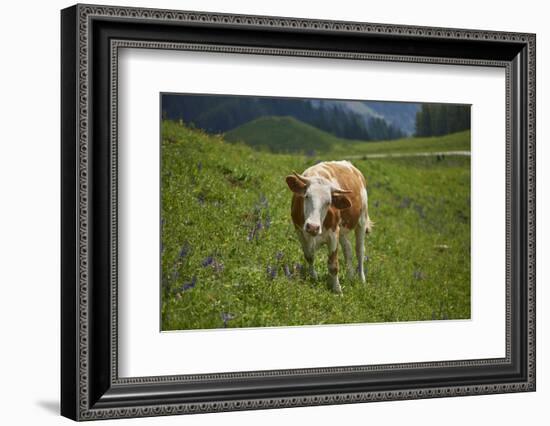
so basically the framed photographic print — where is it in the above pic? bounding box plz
[61,4,536,421]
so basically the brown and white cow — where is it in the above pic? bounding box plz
[285,161,372,294]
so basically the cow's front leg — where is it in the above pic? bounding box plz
[296,229,317,280]
[327,229,342,294]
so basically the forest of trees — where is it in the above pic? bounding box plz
[162,95,404,142]
[163,95,469,141]
[415,104,471,137]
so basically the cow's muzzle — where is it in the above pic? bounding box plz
[305,222,321,236]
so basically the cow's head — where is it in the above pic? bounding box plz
[286,171,352,236]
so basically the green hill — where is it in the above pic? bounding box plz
[224,116,341,153]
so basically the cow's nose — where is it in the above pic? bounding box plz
[305,223,320,235]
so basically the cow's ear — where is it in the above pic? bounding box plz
[332,194,352,209]
[286,175,307,194]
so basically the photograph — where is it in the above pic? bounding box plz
[160,93,472,331]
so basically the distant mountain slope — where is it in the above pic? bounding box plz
[311,100,420,136]
[363,102,421,135]
[310,99,380,119]
[224,116,341,154]
[162,94,405,142]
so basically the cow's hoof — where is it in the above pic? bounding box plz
[331,281,343,294]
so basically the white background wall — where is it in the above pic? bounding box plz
[0,0,546,424]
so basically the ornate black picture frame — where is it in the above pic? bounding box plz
[61,4,536,421]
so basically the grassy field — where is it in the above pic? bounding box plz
[161,120,471,331]
[330,130,470,156]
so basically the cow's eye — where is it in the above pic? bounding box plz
[304,194,310,199]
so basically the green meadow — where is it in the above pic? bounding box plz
[161,120,471,331]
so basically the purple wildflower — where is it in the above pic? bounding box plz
[254,221,263,240]
[182,275,197,291]
[267,265,277,280]
[275,251,284,261]
[221,312,235,328]
[294,263,304,276]
[255,220,263,231]
[202,256,214,267]
[247,221,263,242]
[264,214,271,229]
[283,264,291,278]
[179,242,190,259]
[259,194,269,208]
[197,193,205,205]
[253,204,261,215]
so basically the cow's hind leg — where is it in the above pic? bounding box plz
[355,187,372,284]
[296,229,317,280]
[355,220,367,284]
[328,229,342,294]
[339,231,354,280]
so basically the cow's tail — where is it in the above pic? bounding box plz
[362,184,374,235]
[365,214,374,235]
